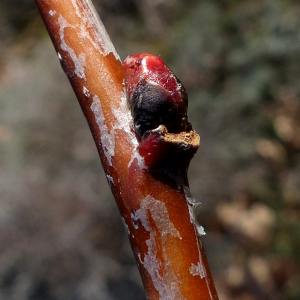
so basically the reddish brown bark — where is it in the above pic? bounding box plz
[35,0,219,299]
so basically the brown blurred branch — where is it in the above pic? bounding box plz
[34,0,219,299]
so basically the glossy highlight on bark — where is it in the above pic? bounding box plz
[124,53,188,139]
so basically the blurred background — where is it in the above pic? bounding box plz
[0,0,300,299]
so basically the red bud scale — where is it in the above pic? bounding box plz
[124,53,188,139]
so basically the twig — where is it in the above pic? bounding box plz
[35,0,219,299]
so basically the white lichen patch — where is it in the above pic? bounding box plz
[182,185,197,205]
[91,96,115,165]
[106,174,114,188]
[190,261,206,279]
[57,10,138,165]
[131,211,139,230]
[82,86,90,98]
[183,185,206,236]
[189,203,206,236]
[113,95,137,144]
[49,10,56,16]
[58,15,87,80]
[109,93,142,169]
[128,150,145,170]
[133,196,184,300]
[183,186,217,299]
[196,223,206,236]
[133,196,181,239]
[70,0,121,60]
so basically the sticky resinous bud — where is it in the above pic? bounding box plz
[124,53,199,172]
